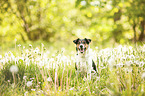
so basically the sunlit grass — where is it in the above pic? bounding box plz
[0,44,145,95]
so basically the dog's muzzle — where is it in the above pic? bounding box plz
[79,44,86,53]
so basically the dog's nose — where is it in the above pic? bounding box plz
[80,45,83,48]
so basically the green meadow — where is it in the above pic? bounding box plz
[0,43,145,96]
[1,0,145,95]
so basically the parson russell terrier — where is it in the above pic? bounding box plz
[73,38,97,80]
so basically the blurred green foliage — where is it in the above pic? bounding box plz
[0,0,145,48]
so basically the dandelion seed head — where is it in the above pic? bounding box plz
[10,65,18,73]
[27,81,33,87]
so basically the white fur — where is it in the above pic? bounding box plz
[76,46,93,80]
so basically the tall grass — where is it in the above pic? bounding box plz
[0,44,145,96]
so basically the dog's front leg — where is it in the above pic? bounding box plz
[87,61,92,80]
[87,69,91,80]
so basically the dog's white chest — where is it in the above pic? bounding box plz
[76,52,92,72]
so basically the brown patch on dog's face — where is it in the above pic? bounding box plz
[73,38,91,54]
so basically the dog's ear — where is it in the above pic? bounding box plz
[85,38,91,44]
[73,38,80,44]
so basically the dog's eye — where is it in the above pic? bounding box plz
[82,42,85,44]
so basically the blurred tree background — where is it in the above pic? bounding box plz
[0,0,145,49]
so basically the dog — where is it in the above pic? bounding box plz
[73,38,97,80]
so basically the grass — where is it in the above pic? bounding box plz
[0,43,145,96]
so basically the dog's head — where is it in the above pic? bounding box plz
[73,38,91,54]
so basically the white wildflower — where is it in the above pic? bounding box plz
[81,1,86,6]
[129,46,133,50]
[8,80,10,82]
[61,56,67,62]
[24,91,28,96]
[106,4,112,10]
[15,38,17,41]
[90,1,100,6]
[11,83,15,88]
[125,61,132,67]
[5,53,8,57]
[37,90,43,94]
[30,78,35,80]
[69,87,74,90]
[61,47,65,52]
[122,46,127,52]
[0,55,2,59]
[41,43,44,47]
[139,61,145,67]
[49,58,55,62]
[52,54,55,57]
[95,47,98,50]
[108,56,115,69]
[18,44,21,47]
[18,57,24,61]
[83,77,87,81]
[10,65,18,73]
[25,49,29,53]
[31,89,36,91]
[23,76,27,80]
[121,57,126,60]
[46,51,50,54]
[23,46,25,49]
[10,53,15,61]
[117,63,124,68]
[47,77,52,82]
[141,72,145,79]
[29,44,32,47]
[34,47,39,53]
[27,81,33,87]
[35,85,39,88]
